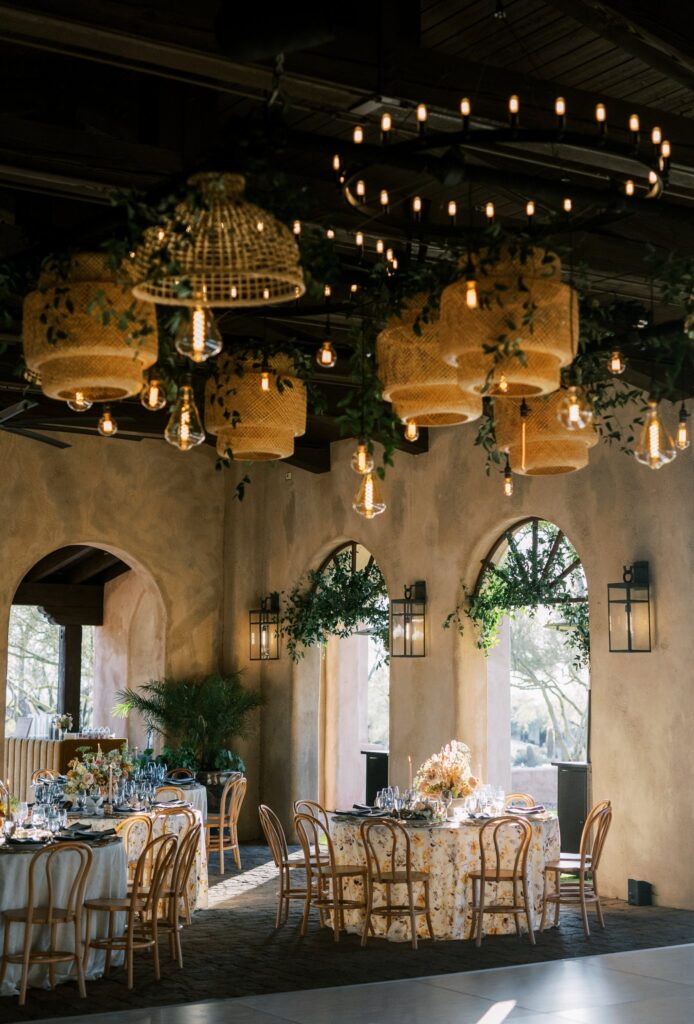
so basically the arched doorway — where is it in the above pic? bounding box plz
[315,542,389,810]
[5,544,166,751]
[474,519,589,807]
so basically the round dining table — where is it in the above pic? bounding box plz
[330,814,560,941]
[0,836,127,997]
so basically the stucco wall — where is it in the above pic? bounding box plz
[224,425,693,909]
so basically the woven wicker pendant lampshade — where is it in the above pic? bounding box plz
[23,253,158,402]
[440,248,577,397]
[205,353,307,461]
[376,295,482,426]
[495,391,599,475]
[131,173,305,308]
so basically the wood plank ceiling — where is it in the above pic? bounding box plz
[0,0,692,471]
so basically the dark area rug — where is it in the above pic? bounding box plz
[2,843,693,1022]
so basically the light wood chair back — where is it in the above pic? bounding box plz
[30,768,60,785]
[293,799,330,833]
[360,818,414,884]
[579,800,612,870]
[294,812,366,942]
[115,814,153,882]
[168,768,195,779]
[479,815,532,883]
[470,815,535,947]
[170,822,202,936]
[259,804,289,868]
[295,812,335,891]
[153,806,196,831]
[205,776,246,873]
[0,841,93,1005]
[156,785,185,802]
[504,792,535,808]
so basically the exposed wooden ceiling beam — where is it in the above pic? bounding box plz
[66,550,125,585]
[13,582,104,625]
[24,546,91,583]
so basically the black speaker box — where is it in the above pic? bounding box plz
[628,879,653,905]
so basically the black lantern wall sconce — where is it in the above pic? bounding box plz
[390,581,427,658]
[607,562,651,653]
[249,593,280,661]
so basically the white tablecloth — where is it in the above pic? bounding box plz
[156,783,207,818]
[80,807,208,910]
[0,839,127,996]
[330,815,560,941]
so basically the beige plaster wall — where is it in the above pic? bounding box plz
[0,428,226,771]
[224,423,693,908]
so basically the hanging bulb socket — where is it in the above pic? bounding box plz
[676,405,690,451]
[503,458,513,497]
[98,405,117,437]
[608,350,626,376]
[140,377,167,411]
[404,419,419,442]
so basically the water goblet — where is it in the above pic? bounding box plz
[32,805,46,828]
[441,789,453,818]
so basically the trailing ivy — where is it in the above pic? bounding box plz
[281,548,389,661]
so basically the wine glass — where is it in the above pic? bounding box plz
[16,802,29,827]
[441,789,453,819]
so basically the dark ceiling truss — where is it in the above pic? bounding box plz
[0,1,691,471]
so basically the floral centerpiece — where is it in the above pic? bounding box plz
[55,713,73,731]
[64,744,134,797]
[414,740,478,800]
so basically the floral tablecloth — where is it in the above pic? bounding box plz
[330,815,560,941]
[72,807,208,911]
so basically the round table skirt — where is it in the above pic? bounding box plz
[330,816,560,941]
[0,839,127,996]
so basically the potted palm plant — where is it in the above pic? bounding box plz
[113,672,264,789]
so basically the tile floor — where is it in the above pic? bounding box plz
[29,943,694,1024]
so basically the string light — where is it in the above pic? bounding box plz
[351,437,374,474]
[260,361,272,392]
[416,103,428,134]
[412,195,422,220]
[651,126,662,146]
[355,230,364,251]
[629,113,640,143]
[608,350,626,375]
[376,239,385,254]
[464,258,478,309]
[356,179,366,201]
[97,406,117,437]
[634,399,676,469]
[67,391,92,412]
[595,102,607,135]
[555,96,566,130]
[485,201,495,222]
[624,179,635,197]
[326,227,335,239]
[509,94,519,128]
[380,189,389,211]
[386,247,394,262]
[526,199,535,222]
[391,257,399,270]
[332,154,341,172]
[350,283,359,294]
[404,419,419,442]
[165,378,205,451]
[256,219,264,233]
[292,219,301,235]
[520,398,529,472]
[316,340,337,368]
[140,377,167,411]
[380,111,392,140]
[661,139,671,159]
[324,284,332,299]
[353,471,386,519]
[352,125,363,144]
[557,385,593,430]
[676,405,690,450]
[447,199,457,223]
[460,97,471,118]
[175,306,222,363]
[503,458,513,497]
[563,197,572,213]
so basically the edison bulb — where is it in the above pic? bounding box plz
[465,279,478,309]
[608,350,626,375]
[164,382,205,451]
[67,391,92,412]
[496,374,509,394]
[175,306,222,363]
[625,179,635,197]
[595,102,606,123]
[460,97,471,117]
[140,377,167,410]
[412,196,422,215]
[555,96,566,117]
[260,370,271,392]
[676,406,690,450]
[97,406,117,437]
[353,471,386,519]
[503,460,513,497]
[485,201,495,221]
[316,341,337,368]
[557,386,593,430]
[634,399,676,469]
[381,111,392,134]
[404,419,419,442]
[352,125,363,144]
[351,439,374,475]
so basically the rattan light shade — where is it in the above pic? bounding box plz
[440,248,577,397]
[495,392,599,475]
[205,353,307,461]
[23,253,158,402]
[376,295,482,426]
[131,173,305,308]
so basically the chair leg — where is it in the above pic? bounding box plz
[300,889,311,937]
[523,883,536,946]
[469,877,477,942]
[19,924,32,1008]
[408,885,418,951]
[233,834,242,871]
[126,942,134,991]
[424,880,435,940]
[512,880,521,937]
[49,922,57,988]
[361,882,372,948]
[579,874,590,938]
[152,919,161,981]
[82,911,91,971]
[593,873,605,928]
[0,920,10,987]
[475,880,485,948]
[540,872,549,932]
[105,910,115,975]
[74,919,87,998]
[219,831,225,876]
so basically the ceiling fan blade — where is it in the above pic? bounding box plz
[2,426,71,449]
[0,399,38,425]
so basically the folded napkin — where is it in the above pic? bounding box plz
[68,821,91,831]
[7,835,45,845]
[153,799,186,807]
[506,804,546,815]
[164,777,195,786]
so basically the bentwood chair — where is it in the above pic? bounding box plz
[168,768,195,780]
[115,814,153,885]
[155,785,185,802]
[360,819,434,949]
[157,823,202,964]
[293,799,331,833]
[205,776,247,873]
[504,792,535,808]
[469,815,535,947]
[541,800,612,937]
[30,768,60,785]
[0,842,93,1006]
[84,833,177,990]
[295,812,366,942]
[260,804,313,928]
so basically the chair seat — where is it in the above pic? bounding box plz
[323,863,366,878]
[468,869,525,881]
[84,896,143,912]
[545,859,593,873]
[5,906,71,924]
[373,870,429,884]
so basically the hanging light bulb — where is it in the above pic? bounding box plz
[316,340,337,368]
[509,94,520,128]
[555,96,566,118]
[165,379,205,451]
[520,398,529,472]
[404,419,419,442]
[557,385,593,430]
[595,102,607,134]
[634,399,677,469]
[412,195,422,220]
[563,197,573,213]
[355,230,364,251]
[356,179,366,201]
[485,201,495,222]
[353,125,364,144]
[332,154,341,172]
[386,247,394,262]
[376,239,385,255]
[416,103,427,134]
[651,126,662,146]
[175,306,222,363]
[624,179,635,197]
[464,258,478,309]
[460,97,471,118]
[380,189,389,211]
[140,377,167,411]
[629,113,640,143]
[351,437,374,475]
[503,458,513,497]
[496,374,509,394]
[67,391,92,412]
[608,350,626,375]
[98,406,117,437]
[353,471,386,519]
[380,111,392,140]
[260,361,272,392]
[526,199,535,221]
[326,227,335,240]
[447,199,457,223]
[676,405,690,450]
[292,219,301,235]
